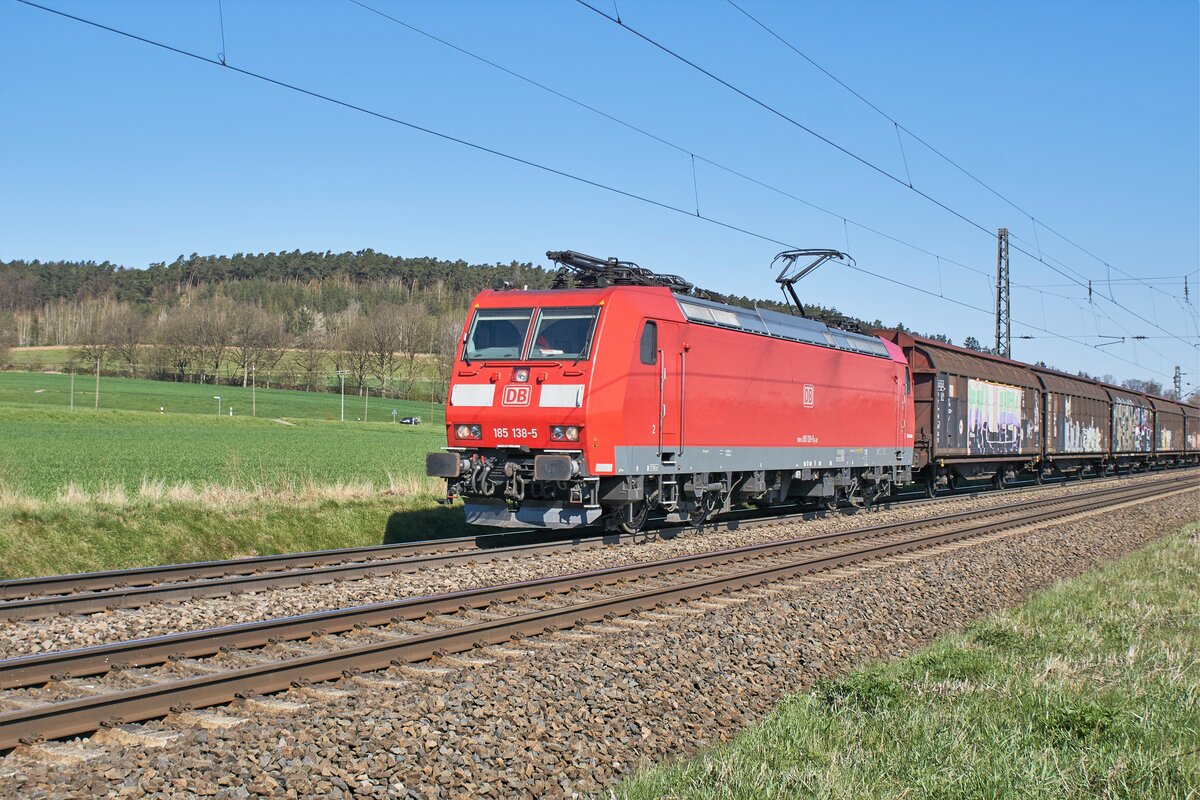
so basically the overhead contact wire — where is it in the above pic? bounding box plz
[15,0,1176,380]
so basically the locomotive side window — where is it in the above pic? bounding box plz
[905,367,911,395]
[640,321,657,365]
[463,308,533,361]
[527,307,601,360]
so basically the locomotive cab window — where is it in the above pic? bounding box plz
[527,307,601,360]
[463,308,533,361]
[640,321,657,365]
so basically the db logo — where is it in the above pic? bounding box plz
[803,384,815,408]
[501,385,532,407]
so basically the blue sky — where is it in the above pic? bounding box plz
[2,0,1197,389]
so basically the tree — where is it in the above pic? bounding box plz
[397,304,432,399]
[108,305,147,376]
[73,312,112,368]
[155,307,203,381]
[0,310,14,366]
[194,296,234,384]
[365,303,404,396]
[962,336,983,352]
[1186,389,1200,408]
[1121,378,1164,397]
[230,304,289,387]
[338,316,372,394]
[431,313,465,403]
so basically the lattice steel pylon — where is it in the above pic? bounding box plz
[1174,365,1183,399]
[995,227,1011,358]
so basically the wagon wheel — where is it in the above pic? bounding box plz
[618,501,649,535]
[923,473,939,499]
[1033,468,1044,485]
[992,470,1007,490]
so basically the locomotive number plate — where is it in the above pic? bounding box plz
[493,427,538,439]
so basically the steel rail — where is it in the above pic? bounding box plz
[0,493,897,601]
[0,536,493,601]
[0,476,1186,689]
[0,479,1189,750]
[3,464,1186,610]
[0,474,1180,690]
[1,471,1185,622]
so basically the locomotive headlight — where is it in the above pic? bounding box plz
[512,367,530,383]
[551,425,581,442]
[455,424,482,440]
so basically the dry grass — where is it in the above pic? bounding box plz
[2,472,443,511]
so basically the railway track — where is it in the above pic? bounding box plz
[0,475,1190,751]
[2,470,1184,622]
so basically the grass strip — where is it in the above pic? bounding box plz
[615,524,1200,799]
[0,495,476,580]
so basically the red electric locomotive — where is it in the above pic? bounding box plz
[427,250,915,530]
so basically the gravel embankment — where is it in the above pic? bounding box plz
[0,472,1184,658]
[1,486,1194,799]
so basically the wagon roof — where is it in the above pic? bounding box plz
[1103,386,1153,409]
[1031,368,1109,401]
[877,332,1040,389]
[1145,395,1185,414]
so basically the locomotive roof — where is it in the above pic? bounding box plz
[672,293,893,360]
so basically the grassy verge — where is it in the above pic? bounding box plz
[0,493,476,580]
[615,525,1200,799]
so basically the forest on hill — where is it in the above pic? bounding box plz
[0,250,1177,401]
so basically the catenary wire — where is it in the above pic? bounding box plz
[345,0,1075,304]
[576,0,1195,349]
[14,0,1179,381]
[724,0,1190,308]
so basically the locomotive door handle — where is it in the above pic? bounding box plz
[679,349,686,455]
[658,350,666,455]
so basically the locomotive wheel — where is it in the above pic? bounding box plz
[618,502,649,535]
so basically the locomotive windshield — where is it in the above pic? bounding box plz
[463,308,533,361]
[527,306,601,360]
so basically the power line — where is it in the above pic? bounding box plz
[346,0,1078,307]
[14,0,1178,382]
[576,0,1196,349]
[724,0,1191,310]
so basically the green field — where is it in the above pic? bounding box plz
[0,369,443,425]
[0,371,466,577]
[616,525,1200,799]
[2,347,74,370]
[0,372,445,498]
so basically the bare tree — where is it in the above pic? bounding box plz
[398,304,432,399]
[194,296,234,384]
[108,305,147,377]
[366,303,404,396]
[338,316,372,394]
[155,307,203,381]
[231,304,290,387]
[0,311,14,367]
[73,313,112,368]
[431,312,465,403]
[292,328,328,392]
